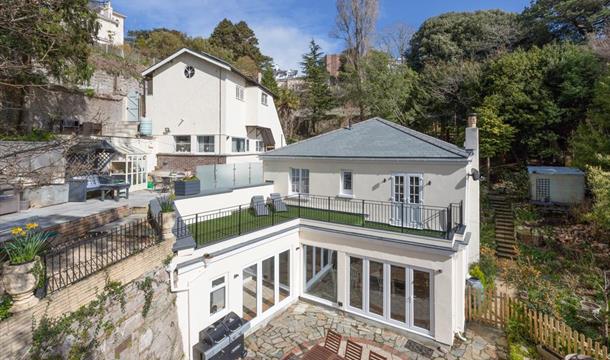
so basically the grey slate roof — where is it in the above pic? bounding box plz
[262,117,469,160]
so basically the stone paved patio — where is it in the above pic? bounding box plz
[245,302,507,360]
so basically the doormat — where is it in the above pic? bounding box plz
[405,340,434,358]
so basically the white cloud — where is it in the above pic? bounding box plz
[114,0,341,72]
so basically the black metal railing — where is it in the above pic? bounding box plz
[42,213,162,294]
[176,194,464,248]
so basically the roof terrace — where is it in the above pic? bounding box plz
[174,194,463,248]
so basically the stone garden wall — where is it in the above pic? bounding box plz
[0,237,182,359]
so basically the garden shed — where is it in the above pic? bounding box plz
[527,166,585,205]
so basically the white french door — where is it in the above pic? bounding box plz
[241,249,291,323]
[391,174,423,228]
[347,256,433,335]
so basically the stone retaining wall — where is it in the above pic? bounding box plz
[0,237,178,359]
[156,153,226,173]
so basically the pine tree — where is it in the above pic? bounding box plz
[301,40,335,135]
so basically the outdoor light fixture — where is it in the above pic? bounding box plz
[468,169,481,181]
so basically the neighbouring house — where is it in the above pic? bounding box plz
[141,48,286,173]
[167,115,480,357]
[527,166,585,205]
[90,0,126,46]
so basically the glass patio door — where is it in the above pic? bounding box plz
[242,250,291,323]
[392,174,423,228]
[347,257,433,335]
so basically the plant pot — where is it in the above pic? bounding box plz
[2,257,40,312]
[174,180,200,196]
[161,211,176,238]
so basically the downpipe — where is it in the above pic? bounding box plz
[455,331,467,342]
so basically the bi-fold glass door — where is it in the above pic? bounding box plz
[348,256,433,335]
[242,249,291,322]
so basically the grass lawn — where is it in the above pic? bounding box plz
[188,205,446,246]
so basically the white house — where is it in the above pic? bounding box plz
[166,115,480,358]
[141,48,286,172]
[91,1,125,46]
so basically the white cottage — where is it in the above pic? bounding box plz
[141,48,286,173]
[527,166,585,205]
[166,116,481,358]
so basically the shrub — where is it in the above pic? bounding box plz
[514,204,540,226]
[0,295,12,321]
[159,195,175,213]
[0,129,56,141]
[585,166,610,231]
[180,176,199,182]
[3,223,50,265]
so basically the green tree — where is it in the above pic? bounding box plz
[360,50,418,126]
[585,166,610,231]
[301,40,335,135]
[209,19,271,67]
[261,65,279,95]
[479,43,602,162]
[475,94,517,173]
[521,0,610,45]
[572,73,610,170]
[409,10,521,69]
[276,87,300,138]
[0,0,98,133]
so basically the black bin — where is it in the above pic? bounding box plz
[197,312,247,360]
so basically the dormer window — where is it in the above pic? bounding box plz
[235,85,245,101]
[184,65,195,79]
[261,93,268,106]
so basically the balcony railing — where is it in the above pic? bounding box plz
[175,194,464,248]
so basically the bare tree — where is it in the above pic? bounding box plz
[333,0,379,120]
[378,22,414,64]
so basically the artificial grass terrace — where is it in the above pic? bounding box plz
[187,205,446,247]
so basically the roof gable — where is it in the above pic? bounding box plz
[262,118,469,160]
[141,48,277,96]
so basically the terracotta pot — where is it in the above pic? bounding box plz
[161,211,176,238]
[2,257,40,312]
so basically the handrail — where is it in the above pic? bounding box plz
[175,194,464,247]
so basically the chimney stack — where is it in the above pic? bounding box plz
[464,113,479,151]
[257,72,262,83]
[467,113,477,128]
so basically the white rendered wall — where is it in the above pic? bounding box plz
[263,158,467,208]
[174,183,275,216]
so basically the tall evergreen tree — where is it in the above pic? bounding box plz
[301,40,335,135]
[209,19,272,67]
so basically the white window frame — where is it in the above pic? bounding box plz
[174,135,191,153]
[256,140,264,152]
[197,135,215,153]
[231,137,246,153]
[345,255,434,337]
[209,275,228,321]
[340,170,353,197]
[261,92,268,106]
[290,168,309,194]
[235,85,245,101]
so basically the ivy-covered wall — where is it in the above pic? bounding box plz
[30,266,183,359]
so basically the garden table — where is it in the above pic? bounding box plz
[302,345,344,360]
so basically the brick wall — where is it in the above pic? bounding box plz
[0,238,176,359]
[156,153,226,172]
[45,205,131,245]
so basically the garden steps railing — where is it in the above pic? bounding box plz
[466,287,609,360]
[176,194,464,247]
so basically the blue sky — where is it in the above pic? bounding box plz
[115,0,531,71]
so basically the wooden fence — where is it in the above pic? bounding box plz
[466,287,609,360]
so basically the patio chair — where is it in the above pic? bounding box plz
[268,193,288,212]
[345,340,363,360]
[250,196,269,216]
[369,351,387,360]
[323,329,342,354]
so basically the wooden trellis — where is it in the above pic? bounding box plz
[65,139,116,178]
